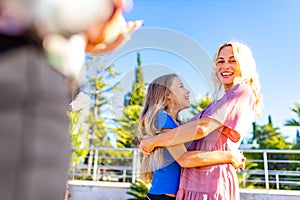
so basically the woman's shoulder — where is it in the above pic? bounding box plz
[227,83,256,106]
[231,83,254,97]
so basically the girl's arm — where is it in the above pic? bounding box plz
[167,144,245,169]
[139,117,240,153]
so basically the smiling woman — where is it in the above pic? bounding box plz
[212,42,262,115]
[175,42,263,200]
[215,46,241,92]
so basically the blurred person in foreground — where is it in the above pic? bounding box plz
[0,0,142,199]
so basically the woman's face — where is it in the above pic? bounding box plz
[168,77,190,110]
[216,45,241,88]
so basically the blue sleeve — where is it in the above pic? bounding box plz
[156,110,177,131]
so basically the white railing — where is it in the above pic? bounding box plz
[69,147,141,183]
[68,148,300,190]
[238,149,300,190]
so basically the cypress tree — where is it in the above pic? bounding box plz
[115,53,146,147]
[128,52,145,106]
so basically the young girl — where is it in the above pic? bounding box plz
[139,74,245,200]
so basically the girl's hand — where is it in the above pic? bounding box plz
[139,129,170,155]
[139,137,154,155]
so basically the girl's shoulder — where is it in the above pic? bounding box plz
[156,110,177,130]
[157,110,170,120]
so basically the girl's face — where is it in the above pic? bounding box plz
[216,45,241,89]
[168,77,190,110]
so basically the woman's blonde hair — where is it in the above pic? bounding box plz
[212,41,263,115]
[138,73,178,182]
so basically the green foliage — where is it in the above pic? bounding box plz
[97,149,133,168]
[113,105,143,148]
[82,56,120,147]
[242,115,295,189]
[128,53,145,106]
[114,53,145,148]
[285,119,300,126]
[127,179,151,200]
[252,115,292,149]
[285,103,300,127]
[293,130,300,149]
[69,55,121,179]
[189,94,211,116]
[238,161,260,189]
[68,110,89,165]
[284,102,300,149]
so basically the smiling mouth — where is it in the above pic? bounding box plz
[221,72,233,77]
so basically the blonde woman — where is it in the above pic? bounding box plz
[139,74,246,200]
[140,41,263,200]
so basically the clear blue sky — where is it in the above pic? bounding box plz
[110,0,300,143]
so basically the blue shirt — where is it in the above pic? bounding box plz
[148,110,181,195]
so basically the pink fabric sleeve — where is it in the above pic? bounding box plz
[207,83,256,140]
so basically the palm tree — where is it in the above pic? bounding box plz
[284,102,300,127]
[253,115,291,149]
[284,102,300,149]
[126,179,150,200]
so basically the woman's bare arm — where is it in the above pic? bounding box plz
[139,117,240,153]
[167,144,245,169]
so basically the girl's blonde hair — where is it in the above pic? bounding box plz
[212,41,263,115]
[138,73,178,182]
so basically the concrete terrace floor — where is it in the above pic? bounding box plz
[240,188,300,200]
[68,180,300,200]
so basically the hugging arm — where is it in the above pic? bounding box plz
[139,117,240,153]
[167,144,245,169]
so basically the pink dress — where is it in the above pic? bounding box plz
[176,83,256,200]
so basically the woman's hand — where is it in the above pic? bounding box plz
[229,150,246,170]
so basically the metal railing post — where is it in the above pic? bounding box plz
[93,149,99,181]
[123,169,126,182]
[276,174,279,190]
[242,172,247,188]
[72,163,75,181]
[263,151,269,190]
[132,149,141,183]
[132,149,137,183]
